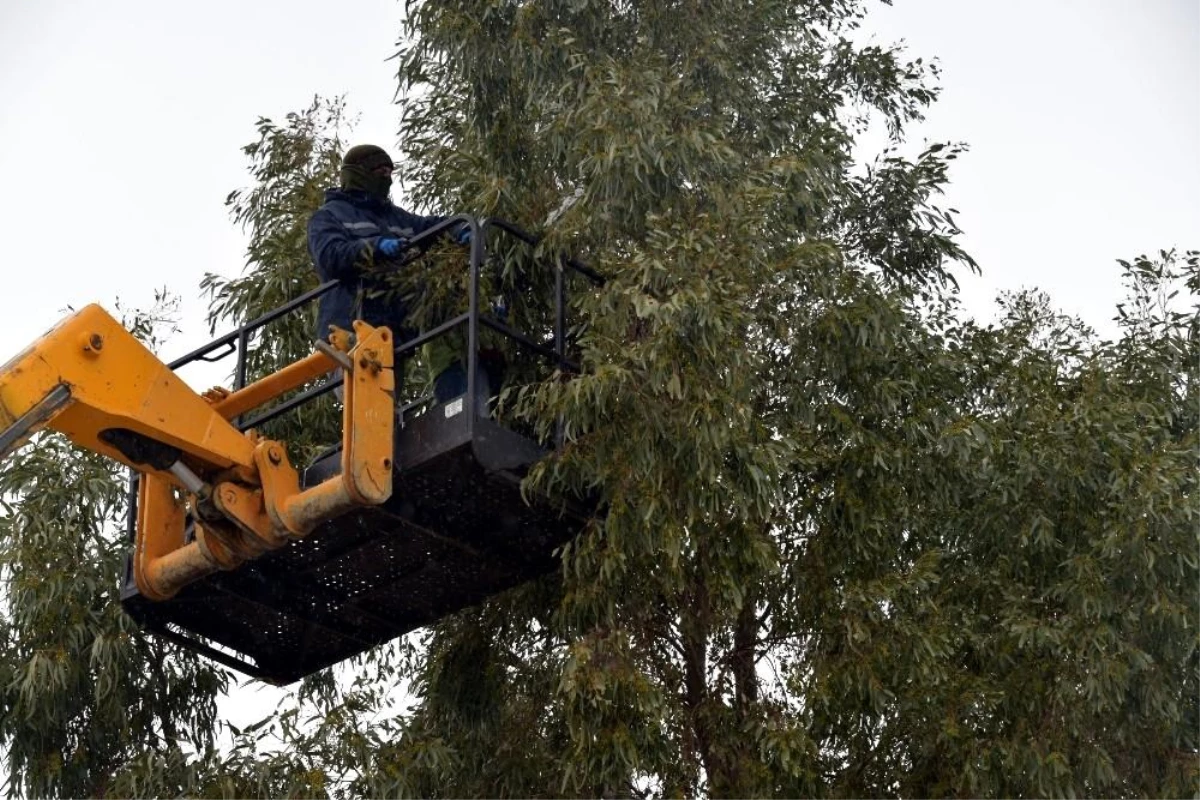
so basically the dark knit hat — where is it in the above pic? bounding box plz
[341,144,393,172]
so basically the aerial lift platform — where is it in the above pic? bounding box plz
[0,218,602,683]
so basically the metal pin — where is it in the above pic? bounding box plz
[168,460,208,496]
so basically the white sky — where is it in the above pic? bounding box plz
[0,0,407,367]
[0,0,1195,361]
[863,0,1198,329]
[0,0,1196,720]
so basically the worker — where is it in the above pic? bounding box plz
[307,143,495,409]
[307,143,450,346]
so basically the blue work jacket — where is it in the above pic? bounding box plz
[306,188,446,342]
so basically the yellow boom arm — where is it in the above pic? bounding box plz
[0,303,396,601]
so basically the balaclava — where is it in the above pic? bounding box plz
[340,144,394,199]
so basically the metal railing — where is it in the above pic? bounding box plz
[122,216,603,671]
[163,215,603,435]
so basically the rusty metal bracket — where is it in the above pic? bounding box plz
[342,321,395,505]
[255,322,396,536]
[212,481,288,551]
[129,322,396,601]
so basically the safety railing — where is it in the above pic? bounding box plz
[124,215,602,556]
[161,214,602,440]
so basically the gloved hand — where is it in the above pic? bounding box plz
[490,295,509,322]
[455,226,472,245]
[377,237,406,258]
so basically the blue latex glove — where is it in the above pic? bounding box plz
[490,295,509,322]
[455,226,472,245]
[377,237,406,258]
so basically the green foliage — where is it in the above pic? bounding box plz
[780,253,1198,797]
[0,103,370,798]
[379,1,1198,796]
[0,296,228,799]
[201,96,349,456]
[0,3,1193,798]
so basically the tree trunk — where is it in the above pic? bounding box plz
[732,590,759,709]
[680,581,716,782]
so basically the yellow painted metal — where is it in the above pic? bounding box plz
[208,350,339,421]
[343,321,396,505]
[0,305,398,603]
[280,474,358,537]
[132,473,266,600]
[256,323,397,536]
[327,325,353,353]
[193,520,244,570]
[0,304,254,472]
[252,440,306,535]
[144,541,221,600]
[254,323,398,537]
[141,321,396,598]
[212,481,288,550]
[133,473,193,601]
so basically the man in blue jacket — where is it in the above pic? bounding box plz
[307,143,446,345]
[308,144,493,407]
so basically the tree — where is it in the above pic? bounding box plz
[372,1,1197,796]
[202,96,351,457]
[0,2,1193,797]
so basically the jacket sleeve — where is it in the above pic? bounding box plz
[307,207,376,282]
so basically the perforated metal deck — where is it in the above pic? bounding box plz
[120,405,587,683]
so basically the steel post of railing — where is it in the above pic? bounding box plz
[465,218,483,424]
[157,215,603,447]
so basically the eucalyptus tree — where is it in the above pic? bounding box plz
[202,96,351,456]
[361,1,1197,796]
[0,2,1193,798]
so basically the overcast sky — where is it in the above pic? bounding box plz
[863,0,1198,331]
[0,0,1196,709]
[0,0,1196,364]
